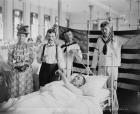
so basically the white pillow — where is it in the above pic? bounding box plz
[81,75,109,97]
[70,73,76,80]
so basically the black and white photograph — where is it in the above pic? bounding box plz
[0,0,140,114]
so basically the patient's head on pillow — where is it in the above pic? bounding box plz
[71,74,86,88]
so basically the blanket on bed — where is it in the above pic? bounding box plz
[2,81,102,114]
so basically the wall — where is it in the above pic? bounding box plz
[69,11,89,30]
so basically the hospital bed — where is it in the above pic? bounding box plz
[98,89,111,110]
[1,73,111,114]
[1,81,103,114]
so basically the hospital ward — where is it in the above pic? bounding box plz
[0,0,140,114]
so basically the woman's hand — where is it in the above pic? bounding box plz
[114,80,118,90]
[55,69,63,76]
[55,69,68,84]
[68,49,77,55]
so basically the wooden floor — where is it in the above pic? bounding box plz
[104,88,140,114]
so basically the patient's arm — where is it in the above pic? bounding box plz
[64,82,83,96]
[57,70,83,96]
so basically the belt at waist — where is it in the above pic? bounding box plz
[42,62,57,65]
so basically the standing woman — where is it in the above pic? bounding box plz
[61,30,82,80]
[8,25,34,98]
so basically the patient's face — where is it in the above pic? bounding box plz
[71,75,85,87]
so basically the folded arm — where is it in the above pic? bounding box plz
[56,70,83,96]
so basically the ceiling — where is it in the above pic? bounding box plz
[30,0,137,13]
[29,0,139,22]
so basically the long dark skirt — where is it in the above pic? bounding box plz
[39,62,58,86]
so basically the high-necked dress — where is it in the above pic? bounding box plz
[8,43,34,98]
[61,42,82,79]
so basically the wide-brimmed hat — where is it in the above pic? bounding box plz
[17,24,29,35]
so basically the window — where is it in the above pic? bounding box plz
[30,12,38,41]
[0,7,3,41]
[44,15,51,36]
[13,10,23,41]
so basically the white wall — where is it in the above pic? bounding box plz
[0,0,3,7]
[69,11,89,30]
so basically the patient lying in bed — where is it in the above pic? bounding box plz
[1,71,106,114]
[40,70,108,97]
[40,70,86,96]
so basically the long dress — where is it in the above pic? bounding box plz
[0,72,11,103]
[0,79,10,103]
[61,42,82,79]
[8,43,34,98]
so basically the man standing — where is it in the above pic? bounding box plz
[37,29,65,87]
[61,30,82,80]
[91,21,130,113]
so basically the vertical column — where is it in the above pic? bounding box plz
[23,0,30,26]
[87,4,94,76]
[58,0,62,26]
[49,9,54,27]
[116,17,119,31]
[23,0,30,39]
[3,0,13,42]
[137,0,140,29]
[88,4,94,30]
[57,0,63,40]
[38,6,44,38]
[129,0,132,29]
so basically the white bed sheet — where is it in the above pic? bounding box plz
[2,81,103,114]
[96,89,110,103]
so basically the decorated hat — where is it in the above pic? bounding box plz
[17,24,29,35]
